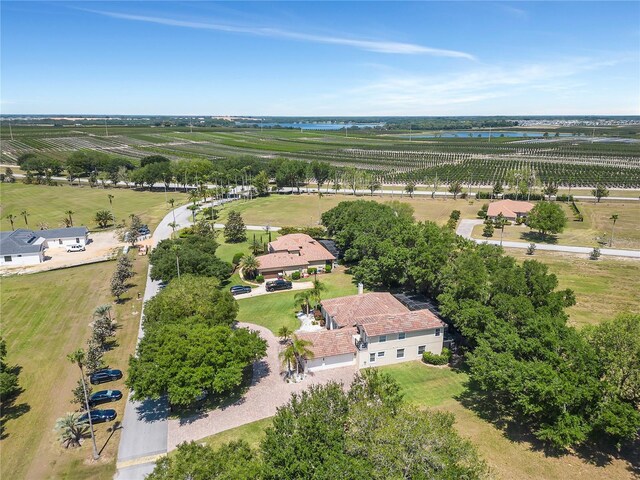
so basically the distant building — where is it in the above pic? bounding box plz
[0,227,88,266]
[486,199,534,221]
[297,292,446,373]
[257,233,335,279]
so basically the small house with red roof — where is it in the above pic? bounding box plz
[257,233,335,279]
[487,199,534,221]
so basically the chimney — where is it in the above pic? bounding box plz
[358,283,364,295]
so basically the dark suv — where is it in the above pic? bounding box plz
[266,279,293,292]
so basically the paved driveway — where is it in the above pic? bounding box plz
[233,281,313,299]
[167,322,357,451]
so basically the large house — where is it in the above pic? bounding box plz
[257,233,335,279]
[0,227,89,267]
[487,199,534,221]
[297,292,446,372]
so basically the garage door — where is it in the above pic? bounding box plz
[306,353,356,372]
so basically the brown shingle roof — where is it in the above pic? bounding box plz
[297,327,358,358]
[321,292,408,328]
[269,234,335,263]
[361,310,445,337]
[487,200,534,218]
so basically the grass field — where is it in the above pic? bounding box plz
[218,193,480,227]
[1,255,148,479]
[507,250,640,328]
[213,229,280,265]
[196,361,638,479]
[0,183,188,232]
[235,269,359,334]
[472,201,640,250]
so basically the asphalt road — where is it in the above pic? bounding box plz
[456,219,640,258]
[115,199,236,479]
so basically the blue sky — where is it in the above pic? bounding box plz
[1,1,639,115]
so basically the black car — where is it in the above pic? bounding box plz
[266,279,293,292]
[79,409,117,424]
[89,389,123,407]
[230,285,252,295]
[89,369,123,385]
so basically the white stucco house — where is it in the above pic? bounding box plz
[297,292,446,373]
[0,227,89,267]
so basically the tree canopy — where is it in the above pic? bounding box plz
[150,233,232,283]
[525,201,568,235]
[150,369,488,479]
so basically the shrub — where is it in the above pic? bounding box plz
[526,243,537,255]
[449,210,461,221]
[590,247,601,261]
[515,217,524,225]
[291,271,301,280]
[422,348,451,366]
[325,264,332,273]
[307,267,317,275]
[232,252,245,266]
[460,192,468,200]
[255,275,265,283]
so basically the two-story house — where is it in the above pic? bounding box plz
[297,292,446,372]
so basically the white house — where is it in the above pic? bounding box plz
[0,227,89,267]
[298,292,446,373]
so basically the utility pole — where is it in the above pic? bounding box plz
[104,117,109,137]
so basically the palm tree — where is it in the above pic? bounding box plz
[187,204,198,223]
[609,214,619,247]
[54,412,90,448]
[67,349,99,459]
[20,210,29,226]
[65,210,75,227]
[277,326,293,343]
[291,335,314,376]
[311,279,326,307]
[168,198,177,224]
[240,254,259,279]
[107,194,115,221]
[168,222,179,239]
[279,343,297,378]
[93,304,113,322]
[188,189,200,206]
[294,289,314,315]
[6,213,16,230]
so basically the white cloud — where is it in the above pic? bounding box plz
[84,9,475,59]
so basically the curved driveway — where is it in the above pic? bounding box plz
[167,322,357,451]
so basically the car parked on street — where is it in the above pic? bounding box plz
[89,369,123,385]
[66,244,86,252]
[88,389,122,407]
[79,409,117,424]
[230,285,252,295]
[266,279,293,292]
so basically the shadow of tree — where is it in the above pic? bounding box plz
[521,231,559,244]
[0,367,30,440]
[456,378,640,469]
[135,397,169,423]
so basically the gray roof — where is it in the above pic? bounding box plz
[38,226,89,239]
[0,229,44,255]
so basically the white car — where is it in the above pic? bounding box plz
[66,244,86,253]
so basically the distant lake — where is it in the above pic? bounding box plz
[404,131,573,138]
[235,122,385,130]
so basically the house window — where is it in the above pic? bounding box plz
[435,328,441,337]
[76,237,80,243]
[58,239,62,244]
[398,332,406,340]
[418,345,426,355]
[396,349,405,359]
[4,256,12,262]
[379,335,387,343]
[377,351,385,358]
[369,353,376,363]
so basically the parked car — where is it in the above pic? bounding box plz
[230,285,252,295]
[89,389,122,407]
[79,409,117,424]
[266,279,293,292]
[89,369,123,385]
[66,244,85,252]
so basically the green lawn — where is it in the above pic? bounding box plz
[214,229,280,264]
[508,250,640,328]
[1,255,148,480]
[218,194,480,228]
[472,201,640,250]
[0,183,189,231]
[235,269,359,333]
